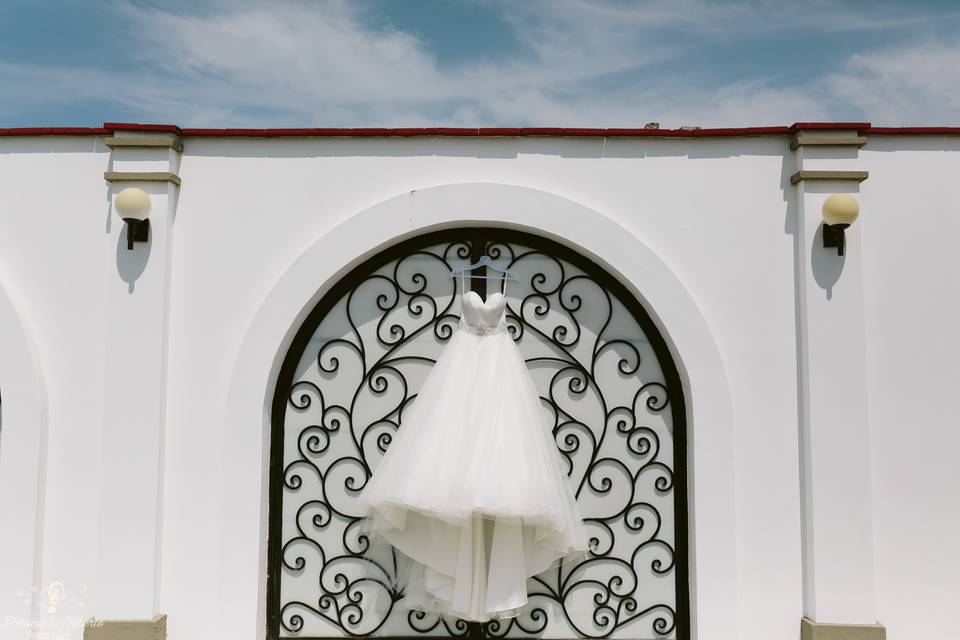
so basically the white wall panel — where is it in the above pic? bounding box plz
[0,132,953,639]
[861,137,960,640]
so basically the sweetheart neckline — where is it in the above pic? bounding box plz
[463,290,504,307]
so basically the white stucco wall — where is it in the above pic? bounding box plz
[0,131,955,640]
[860,137,960,640]
[0,138,111,640]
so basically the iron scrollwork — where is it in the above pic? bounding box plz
[269,230,688,639]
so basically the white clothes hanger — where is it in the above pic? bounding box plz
[448,255,520,281]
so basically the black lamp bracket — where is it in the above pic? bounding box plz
[123,218,150,250]
[822,222,850,256]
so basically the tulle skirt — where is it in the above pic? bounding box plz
[357,324,589,621]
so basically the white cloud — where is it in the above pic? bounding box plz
[826,43,960,125]
[0,0,957,126]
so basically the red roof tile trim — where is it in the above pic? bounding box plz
[1,122,958,138]
[104,122,181,133]
[790,122,871,133]
[866,127,960,135]
[1,127,111,136]
[151,124,797,137]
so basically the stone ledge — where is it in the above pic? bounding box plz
[790,135,868,150]
[790,170,869,185]
[104,171,182,186]
[801,617,886,640]
[105,137,184,152]
[84,613,166,640]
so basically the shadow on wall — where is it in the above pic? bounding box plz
[115,222,150,292]
[108,182,176,292]
[0,137,105,155]
[781,163,855,300]
[811,225,844,299]
[179,135,787,161]
[865,136,960,153]
[805,182,858,300]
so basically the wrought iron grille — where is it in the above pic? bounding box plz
[268,229,688,640]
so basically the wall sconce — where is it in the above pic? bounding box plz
[115,188,151,250]
[821,194,859,256]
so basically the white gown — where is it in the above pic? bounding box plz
[358,289,589,622]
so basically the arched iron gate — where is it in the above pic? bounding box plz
[267,228,689,639]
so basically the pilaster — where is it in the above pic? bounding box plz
[790,123,882,630]
[94,131,181,619]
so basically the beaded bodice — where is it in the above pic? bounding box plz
[458,291,508,336]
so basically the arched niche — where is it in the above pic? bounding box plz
[219,184,736,640]
[0,280,48,630]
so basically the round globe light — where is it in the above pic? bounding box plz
[821,194,859,226]
[115,187,151,221]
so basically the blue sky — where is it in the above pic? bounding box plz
[1,0,959,127]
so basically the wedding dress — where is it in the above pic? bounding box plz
[358,287,589,622]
